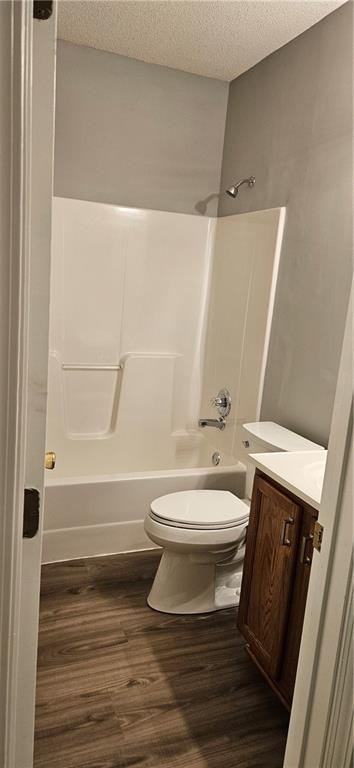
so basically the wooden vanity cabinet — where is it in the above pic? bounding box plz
[238,469,318,709]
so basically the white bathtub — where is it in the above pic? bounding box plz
[42,459,246,563]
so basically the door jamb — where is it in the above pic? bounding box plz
[0,2,33,765]
[284,285,353,766]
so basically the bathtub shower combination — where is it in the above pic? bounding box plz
[43,197,285,563]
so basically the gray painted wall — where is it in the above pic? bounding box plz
[54,41,228,216]
[219,4,353,446]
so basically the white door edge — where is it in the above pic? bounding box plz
[0,3,57,767]
[0,2,34,765]
[284,283,353,767]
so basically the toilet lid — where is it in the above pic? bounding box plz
[150,490,249,530]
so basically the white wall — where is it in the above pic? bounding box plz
[55,41,228,217]
[200,208,285,465]
[218,4,352,446]
[47,197,214,475]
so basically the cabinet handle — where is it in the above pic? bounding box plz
[300,533,314,565]
[281,517,294,546]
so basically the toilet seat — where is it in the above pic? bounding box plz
[150,490,249,531]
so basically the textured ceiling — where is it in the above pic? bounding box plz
[57,0,346,82]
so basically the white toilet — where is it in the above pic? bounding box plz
[144,421,324,614]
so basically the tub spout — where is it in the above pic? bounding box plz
[198,417,226,431]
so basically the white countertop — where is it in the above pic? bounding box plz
[249,450,327,510]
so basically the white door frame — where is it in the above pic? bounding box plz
[284,284,353,767]
[0,4,352,768]
[0,2,56,767]
[0,2,34,765]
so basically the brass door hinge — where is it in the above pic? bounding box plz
[45,451,56,470]
[313,521,324,552]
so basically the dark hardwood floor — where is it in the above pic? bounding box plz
[34,550,289,768]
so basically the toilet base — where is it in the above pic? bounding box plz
[147,549,243,614]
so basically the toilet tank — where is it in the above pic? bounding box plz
[242,421,324,500]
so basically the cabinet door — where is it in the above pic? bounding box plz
[238,474,302,679]
[278,507,318,703]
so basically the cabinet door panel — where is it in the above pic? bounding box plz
[278,507,318,702]
[238,475,302,679]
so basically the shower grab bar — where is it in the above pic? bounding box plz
[61,363,123,371]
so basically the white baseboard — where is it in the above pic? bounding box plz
[41,519,156,563]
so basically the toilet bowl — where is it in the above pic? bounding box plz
[144,489,249,614]
[145,422,324,615]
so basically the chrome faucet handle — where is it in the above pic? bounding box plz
[210,396,224,408]
[210,388,232,418]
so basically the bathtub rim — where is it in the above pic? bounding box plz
[44,460,246,488]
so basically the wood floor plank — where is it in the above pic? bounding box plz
[34,691,124,768]
[86,549,160,585]
[40,558,92,595]
[35,550,288,767]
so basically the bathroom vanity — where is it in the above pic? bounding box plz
[238,468,320,710]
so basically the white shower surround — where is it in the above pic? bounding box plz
[43,198,285,563]
[47,198,213,470]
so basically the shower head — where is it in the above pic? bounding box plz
[225,176,256,198]
[225,185,238,199]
